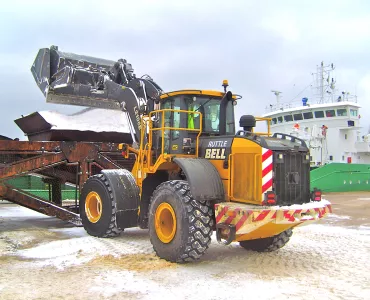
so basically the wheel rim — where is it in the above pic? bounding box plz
[85,191,103,223]
[155,202,177,243]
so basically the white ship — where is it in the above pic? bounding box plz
[263,62,370,167]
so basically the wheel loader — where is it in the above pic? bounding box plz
[30,46,332,262]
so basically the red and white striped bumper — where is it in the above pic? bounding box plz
[215,200,332,239]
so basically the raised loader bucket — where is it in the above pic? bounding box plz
[30,46,122,110]
[31,48,50,96]
[30,45,161,143]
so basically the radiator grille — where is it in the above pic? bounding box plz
[231,153,261,204]
[274,151,310,205]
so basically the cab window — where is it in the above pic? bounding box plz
[161,97,181,140]
[185,96,235,135]
[204,101,220,132]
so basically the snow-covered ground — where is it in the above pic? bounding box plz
[1,195,370,300]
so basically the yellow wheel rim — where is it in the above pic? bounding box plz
[85,191,103,223]
[155,202,177,243]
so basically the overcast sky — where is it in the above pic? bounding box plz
[1,0,370,139]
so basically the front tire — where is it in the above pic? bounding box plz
[149,180,214,263]
[239,229,293,252]
[80,174,122,237]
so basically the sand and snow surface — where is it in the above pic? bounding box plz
[1,192,370,300]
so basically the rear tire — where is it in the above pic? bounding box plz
[239,229,293,252]
[149,180,214,263]
[80,174,122,237]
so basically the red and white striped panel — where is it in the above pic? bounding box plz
[214,201,332,235]
[262,147,273,199]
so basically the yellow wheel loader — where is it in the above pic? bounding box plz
[30,46,332,262]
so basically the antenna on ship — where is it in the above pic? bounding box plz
[271,90,282,108]
[312,62,335,104]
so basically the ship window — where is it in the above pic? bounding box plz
[345,134,347,139]
[329,155,333,161]
[277,116,283,123]
[303,112,313,119]
[284,115,293,122]
[314,111,324,118]
[293,113,303,121]
[342,156,344,161]
[271,118,277,125]
[337,108,347,116]
[350,109,358,117]
[326,110,336,117]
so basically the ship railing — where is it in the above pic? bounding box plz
[265,94,358,113]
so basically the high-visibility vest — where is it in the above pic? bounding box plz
[188,105,195,129]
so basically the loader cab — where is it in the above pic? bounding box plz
[152,90,236,156]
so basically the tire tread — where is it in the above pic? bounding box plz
[80,174,122,238]
[239,229,293,252]
[149,180,213,263]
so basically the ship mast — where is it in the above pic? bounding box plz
[271,90,282,108]
[312,61,336,104]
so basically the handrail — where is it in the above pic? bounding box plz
[255,117,272,137]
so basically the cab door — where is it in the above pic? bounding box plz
[160,96,188,155]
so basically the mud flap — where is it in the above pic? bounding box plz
[173,158,224,202]
[101,169,140,229]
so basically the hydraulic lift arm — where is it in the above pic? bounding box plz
[31,45,163,146]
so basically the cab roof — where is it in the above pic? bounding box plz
[160,90,236,100]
